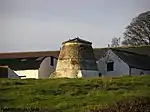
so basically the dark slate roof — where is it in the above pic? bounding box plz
[0,57,44,70]
[111,49,150,70]
[115,46,150,56]
[62,37,92,45]
[93,46,150,60]
[94,48,109,60]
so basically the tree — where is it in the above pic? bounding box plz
[122,11,150,46]
[110,37,120,47]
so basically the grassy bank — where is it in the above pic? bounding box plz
[0,76,150,112]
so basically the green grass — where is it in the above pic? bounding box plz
[0,76,150,112]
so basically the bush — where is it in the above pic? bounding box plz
[88,96,150,112]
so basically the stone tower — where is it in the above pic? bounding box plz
[51,37,99,78]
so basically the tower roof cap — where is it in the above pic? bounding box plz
[62,37,92,44]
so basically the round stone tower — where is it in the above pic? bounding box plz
[50,37,99,78]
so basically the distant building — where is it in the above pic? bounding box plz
[51,37,99,78]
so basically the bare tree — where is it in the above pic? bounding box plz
[122,11,150,46]
[111,37,120,47]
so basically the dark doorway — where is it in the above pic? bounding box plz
[107,62,114,71]
[99,73,102,77]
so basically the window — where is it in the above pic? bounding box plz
[140,72,144,75]
[50,57,54,66]
[80,45,86,51]
[107,62,114,71]
[21,59,27,62]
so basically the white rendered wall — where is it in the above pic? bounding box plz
[8,68,20,79]
[97,50,129,76]
[14,57,57,79]
[78,70,99,78]
[15,70,38,79]
[38,57,57,78]
[131,68,150,76]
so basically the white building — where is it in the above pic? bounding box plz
[0,51,59,79]
[97,49,150,76]
[14,56,58,79]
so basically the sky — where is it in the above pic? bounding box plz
[0,0,150,52]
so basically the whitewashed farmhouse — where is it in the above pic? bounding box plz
[97,49,150,76]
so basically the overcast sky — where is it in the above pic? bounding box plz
[0,0,150,52]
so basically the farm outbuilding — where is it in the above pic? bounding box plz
[0,51,59,79]
[97,49,150,76]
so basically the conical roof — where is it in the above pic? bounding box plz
[62,37,92,45]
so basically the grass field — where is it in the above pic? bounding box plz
[0,76,150,112]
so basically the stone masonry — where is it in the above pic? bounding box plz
[50,37,99,78]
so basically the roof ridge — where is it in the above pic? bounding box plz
[0,66,9,68]
[0,50,59,54]
[110,48,150,57]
